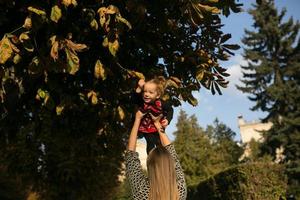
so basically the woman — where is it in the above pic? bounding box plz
[125,110,187,200]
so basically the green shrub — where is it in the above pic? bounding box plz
[188,162,287,200]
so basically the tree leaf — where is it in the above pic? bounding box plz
[36,88,46,99]
[0,36,14,64]
[116,15,132,29]
[187,95,198,106]
[87,91,98,105]
[108,40,119,56]
[196,70,205,81]
[23,17,32,29]
[94,59,106,80]
[97,7,107,27]
[13,54,21,64]
[211,81,216,95]
[170,76,182,85]
[220,34,232,43]
[90,19,98,31]
[49,35,57,45]
[223,44,240,50]
[65,39,88,52]
[50,41,59,60]
[19,32,30,43]
[65,48,79,75]
[56,105,64,115]
[166,79,179,88]
[198,3,220,14]
[102,37,108,47]
[214,82,222,95]
[62,0,77,7]
[128,70,145,79]
[117,106,125,120]
[106,5,119,15]
[0,35,20,64]
[28,7,46,16]
[51,5,62,23]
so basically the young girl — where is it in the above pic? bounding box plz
[134,76,173,154]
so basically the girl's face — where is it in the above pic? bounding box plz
[143,82,160,103]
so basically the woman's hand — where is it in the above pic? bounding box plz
[149,113,171,146]
[161,119,169,128]
[149,113,163,128]
[135,110,145,121]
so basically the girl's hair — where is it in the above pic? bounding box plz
[147,145,179,200]
[147,76,167,96]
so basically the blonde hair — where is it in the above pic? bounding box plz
[147,145,179,200]
[147,76,167,96]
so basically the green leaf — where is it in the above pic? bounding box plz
[13,54,21,64]
[28,6,46,16]
[211,81,216,95]
[214,82,222,95]
[166,79,179,88]
[187,95,198,106]
[19,32,30,42]
[116,15,132,29]
[220,34,232,43]
[127,70,145,79]
[0,36,14,64]
[37,88,46,99]
[108,40,119,56]
[90,19,98,30]
[198,3,220,14]
[94,59,106,80]
[65,48,79,75]
[51,5,62,23]
[117,106,125,120]
[102,37,108,47]
[196,70,205,81]
[62,0,77,7]
[223,44,240,50]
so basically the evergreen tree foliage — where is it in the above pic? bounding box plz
[0,0,242,198]
[174,110,213,187]
[237,0,300,197]
[207,118,243,167]
[174,112,243,188]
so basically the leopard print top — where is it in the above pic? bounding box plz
[125,143,187,200]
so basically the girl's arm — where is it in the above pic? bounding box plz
[162,101,174,123]
[127,110,144,151]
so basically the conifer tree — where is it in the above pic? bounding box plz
[173,112,243,187]
[237,0,300,196]
[174,110,214,187]
[207,118,243,167]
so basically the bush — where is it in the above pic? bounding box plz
[188,162,287,200]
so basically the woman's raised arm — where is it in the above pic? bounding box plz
[127,110,144,151]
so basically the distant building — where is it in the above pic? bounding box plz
[237,115,285,163]
[238,115,272,160]
[238,115,273,144]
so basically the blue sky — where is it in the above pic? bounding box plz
[166,0,300,141]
